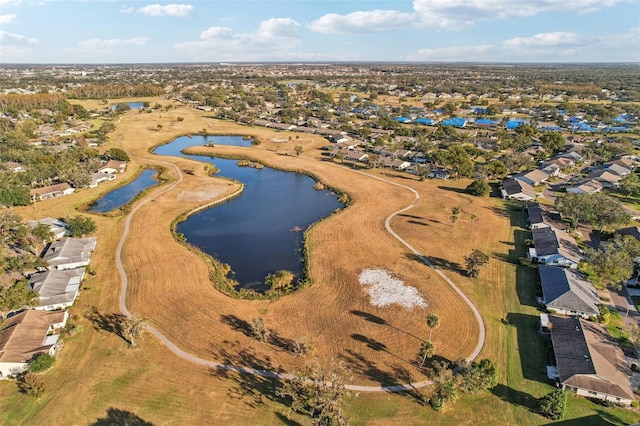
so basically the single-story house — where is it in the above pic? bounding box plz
[89,172,116,188]
[344,150,368,162]
[547,315,635,406]
[42,237,97,270]
[25,217,69,240]
[501,178,539,202]
[3,161,25,173]
[97,160,126,174]
[528,227,581,268]
[566,179,603,195]
[30,183,75,202]
[538,265,599,318]
[0,310,68,378]
[515,169,550,186]
[28,267,85,310]
[587,169,622,188]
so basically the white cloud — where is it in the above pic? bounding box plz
[308,10,416,34]
[176,18,303,61]
[0,14,17,24]
[409,28,640,62]
[0,30,38,45]
[309,0,633,34]
[120,5,134,14]
[0,0,22,5]
[137,4,193,17]
[77,37,148,49]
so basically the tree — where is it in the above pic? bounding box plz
[458,358,498,393]
[17,372,45,398]
[27,223,54,256]
[0,184,30,207]
[294,145,303,156]
[105,147,130,162]
[555,193,631,232]
[486,160,508,179]
[465,249,490,278]
[426,313,440,342]
[428,361,459,411]
[621,173,640,199]
[465,179,491,197]
[250,317,270,342]
[121,316,144,347]
[64,215,97,237]
[584,236,638,290]
[0,280,39,317]
[538,389,567,421]
[539,132,565,152]
[277,361,352,426]
[418,340,435,367]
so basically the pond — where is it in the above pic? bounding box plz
[154,135,343,291]
[110,102,145,110]
[89,169,159,213]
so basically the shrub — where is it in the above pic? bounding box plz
[538,389,567,421]
[17,372,45,397]
[29,353,55,372]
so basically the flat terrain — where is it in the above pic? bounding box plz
[1,99,638,425]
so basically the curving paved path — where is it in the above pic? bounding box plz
[114,154,485,392]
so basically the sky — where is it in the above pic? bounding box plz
[0,0,639,64]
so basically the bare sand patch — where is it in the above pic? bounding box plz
[359,268,427,309]
[177,188,226,202]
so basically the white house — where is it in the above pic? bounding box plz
[28,267,85,310]
[528,227,580,268]
[538,265,599,318]
[42,237,97,270]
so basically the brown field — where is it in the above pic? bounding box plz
[2,98,636,425]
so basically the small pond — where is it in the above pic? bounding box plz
[154,135,343,291]
[89,168,159,213]
[111,102,145,110]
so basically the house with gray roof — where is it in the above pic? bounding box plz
[515,169,550,186]
[528,227,580,268]
[501,178,539,202]
[538,265,599,318]
[42,237,97,270]
[28,267,85,310]
[548,315,635,406]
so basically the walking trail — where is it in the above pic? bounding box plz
[115,156,485,392]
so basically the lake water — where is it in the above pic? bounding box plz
[154,135,343,291]
[89,169,159,213]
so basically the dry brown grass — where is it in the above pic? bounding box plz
[0,98,502,424]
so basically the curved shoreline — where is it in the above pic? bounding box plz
[115,147,486,392]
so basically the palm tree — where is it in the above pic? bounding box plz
[419,340,435,367]
[427,313,440,342]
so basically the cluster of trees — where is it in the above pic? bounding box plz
[67,83,164,99]
[555,193,631,232]
[585,234,640,290]
[427,358,498,411]
[465,249,490,278]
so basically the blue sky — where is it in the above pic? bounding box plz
[1,0,638,63]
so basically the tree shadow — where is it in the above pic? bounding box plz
[269,331,296,353]
[490,383,537,414]
[350,310,422,341]
[220,314,252,338]
[85,306,128,344]
[506,312,552,383]
[404,252,465,276]
[436,185,467,194]
[208,340,286,409]
[352,333,388,352]
[407,220,429,226]
[339,349,426,405]
[398,213,424,219]
[90,408,154,426]
[274,412,303,426]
